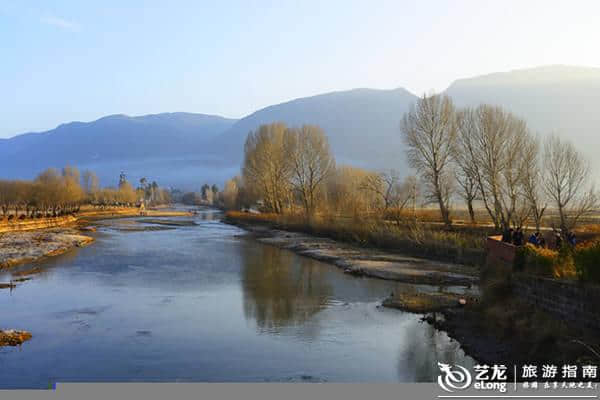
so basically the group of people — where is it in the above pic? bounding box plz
[501,227,576,249]
[553,230,577,248]
[527,231,546,248]
[501,227,528,246]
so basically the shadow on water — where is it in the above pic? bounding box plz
[398,317,475,381]
[240,244,333,336]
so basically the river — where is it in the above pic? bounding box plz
[0,210,474,388]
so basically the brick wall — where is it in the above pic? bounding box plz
[483,236,517,283]
[485,236,516,267]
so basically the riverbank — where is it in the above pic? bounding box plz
[424,280,600,366]
[0,228,94,270]
[77,207,193,221]
[224,211,487,266]
[226,215,600,365]
[227,219,479,286]
[0,207,194,234]
[0,207,193,270]
[0,215,78,234]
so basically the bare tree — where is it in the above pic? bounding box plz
[401,94,456,226]
[453,110,481,224]
[521,135,547,231]
[360,170,413,223]
[285,125,335,217]
[326,166,375,217]
[82,170,99,195]
[543,135,598,232]
[456,105,532,230]
[242,123,292,213]
[222,177,241,210]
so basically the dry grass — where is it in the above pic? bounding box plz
[226,211,487,265]
[578,224,600,233]
[225,211,279,223]
[516,243,577,280]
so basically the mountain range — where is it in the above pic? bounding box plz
[1,65,598,188]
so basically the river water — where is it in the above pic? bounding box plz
[0,210,474,388]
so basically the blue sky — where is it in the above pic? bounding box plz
[2,0,599,138]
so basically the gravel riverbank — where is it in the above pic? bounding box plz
[228,221,479,287]
[0,228,94,270]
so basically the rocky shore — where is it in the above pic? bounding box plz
[230,222,479,287]
[0,330,32,347]
[0,228,94,270]
[382,291,477,313]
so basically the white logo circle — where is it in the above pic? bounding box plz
[437,362,472,393]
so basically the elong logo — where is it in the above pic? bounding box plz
[437,362,472,392]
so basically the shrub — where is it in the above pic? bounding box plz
[555,246,577,280]
[518,244,558,277]
[574,241,600,284]
[516,244,577,279]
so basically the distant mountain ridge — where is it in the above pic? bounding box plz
[211,87,418,169]
[1,65,599,187]
[445,64,600,173]
[0,112,238,186]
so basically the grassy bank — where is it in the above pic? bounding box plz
[225,211,487,266]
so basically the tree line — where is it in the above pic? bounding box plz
[0,167,170,220]
[225,95,598,233]
[223,123,418,221]
[171,184,220,206]
[402,94,598,232]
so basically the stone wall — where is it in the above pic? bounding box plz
[512,275,600,331]
[0,216,77,233]
[485,235,600,331]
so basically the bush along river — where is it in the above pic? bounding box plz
[0,209,475,388]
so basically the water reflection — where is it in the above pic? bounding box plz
[1,213,476,387]
[241,244,332,335]
[398,318,475,381]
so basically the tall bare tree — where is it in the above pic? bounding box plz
[242,123,292,213]
[285,125,335,217]
[456,105,532,230]
[543,135,598,232]
[521,135,547,231]
[454,110,480,224]
[222,177,240,210]
[401,94,456,226]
